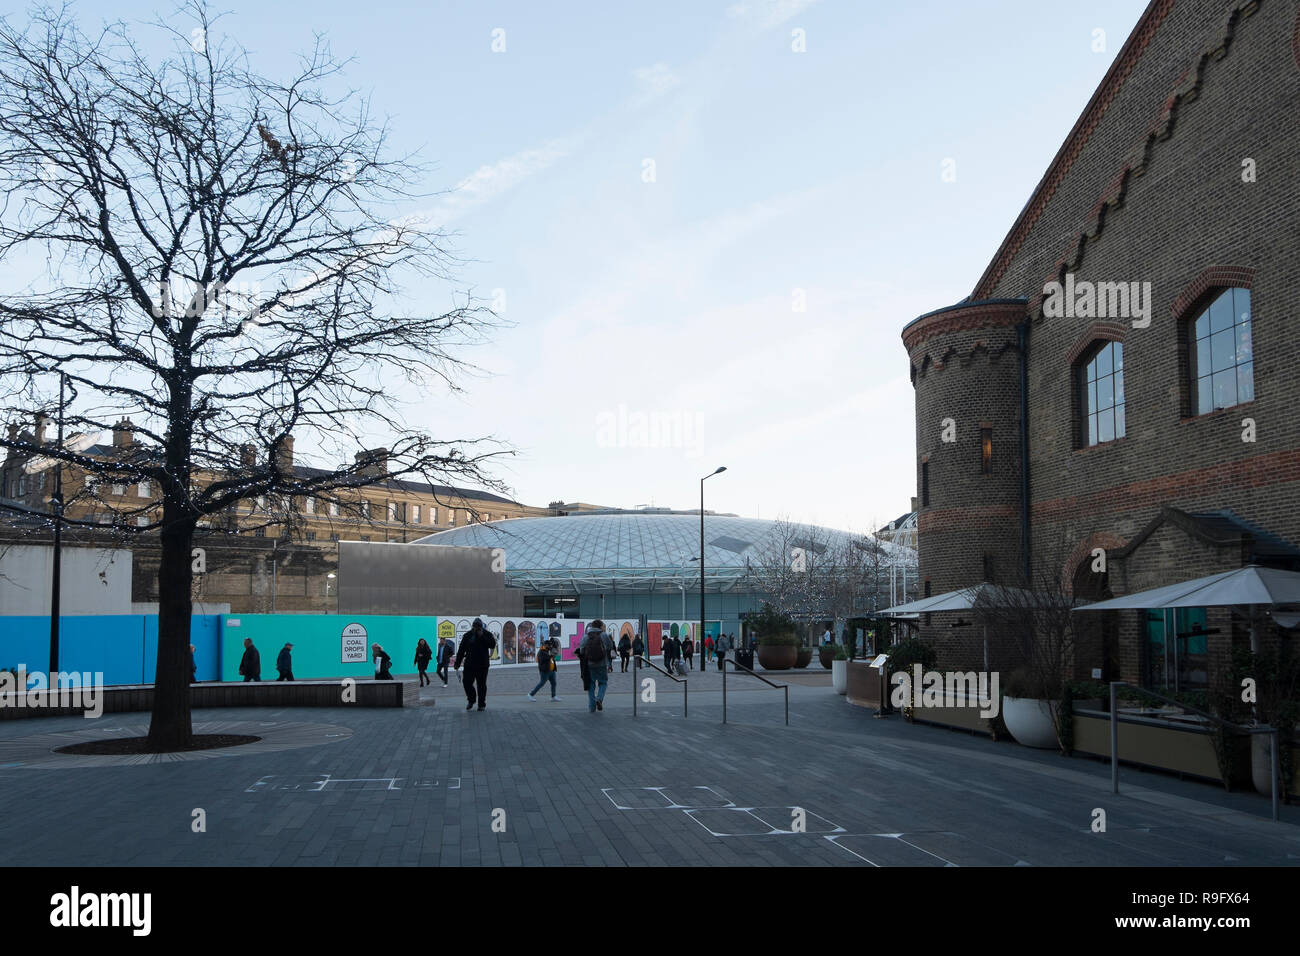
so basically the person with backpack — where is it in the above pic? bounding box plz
[682,634,694,670]
[414,638,434,687]
[703,633,714,663]
[617,632,632,673]
[715,633,729,672]
[631,633,644,670]
[662,632,673,672]
[671,633,683,673]
[454,619,497,711]
[527,637,562,702]
[583,620,614,713]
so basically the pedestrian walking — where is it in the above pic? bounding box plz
[189,644,197,683]
[415,638,434,686]
[682,634,694,670]
[618,632,632,673]
[671,634,683,671]
[373,643,393,680]
[715,632,729,672]
[704,633,714,663]
[527,637,562,701]
[436,637,452,686]
[238,638,261,682]
[454,619,497,710]
[276,642,295,681]
[632,634,644,669]
[662,633,673,672]
[583,620,613,713]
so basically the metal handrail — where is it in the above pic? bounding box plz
[1106,681,1283,822]
[631,654,687,718]
[722,657,789,726]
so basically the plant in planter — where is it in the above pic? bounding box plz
[1000,668,1062,750]
[818,643,840,669]
[885,638,937,721]
[751,603,799,670]
[831,645,850,695]
[795,642,814,669]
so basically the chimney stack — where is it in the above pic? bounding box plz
[34,413,48,446]
[112,418,135,448]
[274,435,294,474]
[910,496,919,514]
[354,447,388,477]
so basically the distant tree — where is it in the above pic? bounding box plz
[0,3,508,748]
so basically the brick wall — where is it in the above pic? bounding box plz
[902,1,1300,683]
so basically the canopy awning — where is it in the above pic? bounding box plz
[1075,565,1300,612]
[878,582,1044,616]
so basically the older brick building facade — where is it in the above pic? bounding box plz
[902,0,1300,689]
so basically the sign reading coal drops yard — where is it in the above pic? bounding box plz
[341,623,369,664]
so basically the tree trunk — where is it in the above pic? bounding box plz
[147,517,196,749]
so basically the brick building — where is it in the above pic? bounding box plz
[902,0,1300,691]
[1,415,554,613]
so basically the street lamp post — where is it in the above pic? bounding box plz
[700,466,726,663]
[49,372,67,675]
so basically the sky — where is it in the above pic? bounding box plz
[7,0,1149,533]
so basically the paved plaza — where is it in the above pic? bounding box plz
[1,663,1297,866]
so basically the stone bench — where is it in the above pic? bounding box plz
[0,677,418,719]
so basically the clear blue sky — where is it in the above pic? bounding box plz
[48,0,1149,531]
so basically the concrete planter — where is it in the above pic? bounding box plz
[831,659,848,695]
[1003,696,1060,749]
[1252,734,1281,797]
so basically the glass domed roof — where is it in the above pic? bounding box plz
[412,510,913,593]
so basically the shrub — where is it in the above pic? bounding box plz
[884,638,936,676]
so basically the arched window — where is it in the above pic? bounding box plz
[1189,287,1253,414]
[1079,340,1125,446]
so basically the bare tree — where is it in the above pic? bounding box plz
[0,3,509,748]
[969,535,1094,747]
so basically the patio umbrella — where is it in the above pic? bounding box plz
[1074,565,1300,613]
[1075,564,1300,662]
[877,582,1042,616]
[878,583,1048,671]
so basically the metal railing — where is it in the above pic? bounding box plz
[722,657,789,726]
[631,655,687,718]
[1104,681,1284,822]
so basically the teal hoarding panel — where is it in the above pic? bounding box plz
[220,614,441,681]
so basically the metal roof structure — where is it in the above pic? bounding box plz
[412,510,916,594]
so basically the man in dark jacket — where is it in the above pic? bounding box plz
[238,638,260,682]
[617,633,632,673]
[454,619,497,711]
[631,634,644,670]
[436,638,452,686]
[276,643,294,681]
